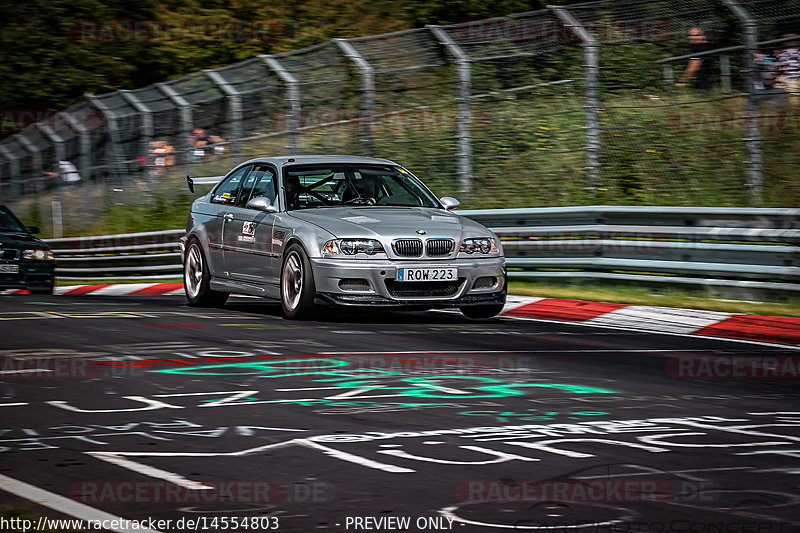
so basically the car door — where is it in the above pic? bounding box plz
[206,164,251,277]
[222,164,279,284]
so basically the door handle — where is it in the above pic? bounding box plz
[224,213,234,222]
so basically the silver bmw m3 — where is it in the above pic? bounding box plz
[180,155,506,319]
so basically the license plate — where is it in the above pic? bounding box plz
[397,267,457,282]
[0,265,19,274]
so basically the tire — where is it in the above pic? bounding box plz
[460,303,505,319]
[30,286,54,295]
[280,244,316,319]
[184,240,229,307]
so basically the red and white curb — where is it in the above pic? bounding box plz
[501,295,800,348]
[2,283,184,296]
[3,285,799,348]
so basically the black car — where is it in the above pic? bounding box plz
[0,204,55,294]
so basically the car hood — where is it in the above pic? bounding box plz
[0,232,48,249]
[287,207,489,239]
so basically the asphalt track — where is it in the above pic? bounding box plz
[1,293,799,533]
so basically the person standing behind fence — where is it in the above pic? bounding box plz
[776,34,800,103]
[677,27,713,91]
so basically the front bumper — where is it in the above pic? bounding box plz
[310,256,506,308]
[0,261,55,291]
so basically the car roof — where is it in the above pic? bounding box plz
[239,155,400,167]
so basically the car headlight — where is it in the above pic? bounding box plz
[460,237,498,255]
[23,249,54,260]
[323,239,385,256]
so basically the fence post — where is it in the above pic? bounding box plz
[61,110,92,184]
[720,54,731,93]
[428,25,472,195]
[0,148,8,198]
[333,39,375,157]
[16,133,44,195]
[37,122,66,237]
[663,63,674,86]
[119,90,154,190]
[0,144,20,197]
[156,83,193,178]
[722,0,763,206]
[260,55,302,154]
[85,93,124,191]
[550,6,600,197]
[204,69,243,166]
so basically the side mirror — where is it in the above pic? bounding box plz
[26,226,40,234]
[246,196,278,213]
[439,197,460,211]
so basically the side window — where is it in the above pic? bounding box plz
[211,166,250,205]
[237,166,277,208]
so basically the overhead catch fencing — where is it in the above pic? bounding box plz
[2,0,800,238]
[44,206,799,301]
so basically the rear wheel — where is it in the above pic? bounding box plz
[184,240,228,307]
[281,244,316,319]
[460,303,505,319]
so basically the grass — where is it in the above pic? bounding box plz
[509,280,800,318]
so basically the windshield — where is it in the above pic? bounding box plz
[0,206,26,232]
[282,164,440,211]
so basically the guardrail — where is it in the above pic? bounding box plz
[45,206,800,298]
[46,229,184,281]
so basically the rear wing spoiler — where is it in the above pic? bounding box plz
[186,174,224,193]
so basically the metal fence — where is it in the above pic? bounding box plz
[44,206,800,301]
[3,0,800,237]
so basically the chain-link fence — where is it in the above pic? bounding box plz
[2,0,799,236]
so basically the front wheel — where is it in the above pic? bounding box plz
[184,241,229,307]
[460,303,505,319]
[281,244,316,319]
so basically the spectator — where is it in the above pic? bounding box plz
[149,140,175,175]
[162,140,175,167]
[189,128,210,160]
[754,51,786,104]
[776,34,800,103]
[208,134,226,154]
[677,27,713,90]
[44,160,82,183]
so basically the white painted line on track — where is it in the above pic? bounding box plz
[0,402,28,407]
[87,452,214,490]
[0,473,162,533]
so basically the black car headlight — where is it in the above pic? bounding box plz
[459,237,498,255]
[323,239,385,256]
[23,249,54,260]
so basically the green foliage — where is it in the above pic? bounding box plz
[403,0,548,27]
